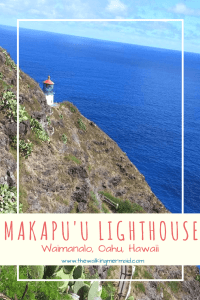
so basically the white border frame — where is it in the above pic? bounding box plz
[17,19,184,282]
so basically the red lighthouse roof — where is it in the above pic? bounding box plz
[43,75,54,85]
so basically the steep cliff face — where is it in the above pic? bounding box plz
[0,47,168,214]
[0,49,16,186]
[0,47,19,212]
[0,47,200,300]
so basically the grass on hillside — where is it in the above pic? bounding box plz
[99,191,144,213]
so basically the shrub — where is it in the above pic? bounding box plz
[0,184,22,213]
[101,283,116,299]
[99,191,144,213]
[2,49,17,70]
[28,266,45,279]
[196,274,200,282]
[62,134,67,144]
[78,118,86,131]
[0,91,29,122]
[11,136,33,159]
[30,118,50,142]
[118,200,143,213]
[70,105,76,113]
[0,92,49,143]
[101,287,109,299]
[0,266,72,300]
[19,140,33,159]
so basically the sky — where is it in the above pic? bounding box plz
[0,0,200,53]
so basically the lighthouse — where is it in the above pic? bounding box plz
[43,75,54,106]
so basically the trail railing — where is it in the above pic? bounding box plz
[100,195,119,210]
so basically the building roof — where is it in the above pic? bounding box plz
[43,75,54,85]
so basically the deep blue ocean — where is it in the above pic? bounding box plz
[0,24,200,214]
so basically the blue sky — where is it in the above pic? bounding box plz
[0,0,200,53]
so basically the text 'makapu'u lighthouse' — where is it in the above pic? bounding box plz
[43,75,54,106]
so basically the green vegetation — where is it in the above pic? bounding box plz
[84,269,99,280]
[70,202,78,213]
[143,270,153,279]
[196,274,200,282]
[0,79,10,91]
[135,283,145,293]
[0,184,22,214]
[59,114,63,119]
[27,266,45,279]
[88,201,101,213]
[64,155,81,165]
[99,191,144,213]
[2,49,18,70]
[55,195,69,206]
[101,282,116,300]
[106,266,118,278]
[70,105,76,113]
[0,72,3,79]
[0,91,29,122]
[90,191,99,206]
[11,136,33,159]
[47,116,51,125]
[88,191,101,214]
[30,118,50,142]
[17,265,102,300]
[0,90,49,149]
[102,203,110,213]
[132,267,153,280]
[101,287,109,300]
[19,184,28,212]
[19,140,33,159]
[167,281,180,293]
[78,118,86,131]
[118,200,144,213]
[98,191,118,210]
[19,265,85,281]
[62,134,68,144]
[0,266,72,300]
[163,289,171,300]
[132,266,139,279]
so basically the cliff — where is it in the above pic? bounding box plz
[0,47,168,215]
[0,46,200,300]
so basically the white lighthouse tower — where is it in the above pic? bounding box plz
[43,75,54,106]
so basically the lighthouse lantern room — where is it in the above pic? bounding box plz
[43,75,54,106]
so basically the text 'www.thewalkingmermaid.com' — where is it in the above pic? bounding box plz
[61,258,145,265]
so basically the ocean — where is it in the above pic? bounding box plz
[0,24,200,214]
